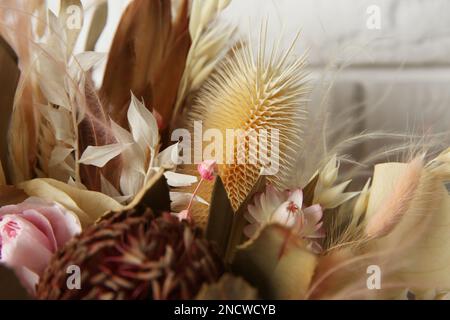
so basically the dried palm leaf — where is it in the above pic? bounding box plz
[0,36,20,184]
[84,0,108,52]
[0,1,44,183]
[100,0,190,132]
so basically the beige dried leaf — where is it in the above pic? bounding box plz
[313,155,358,209]
[196,274,258,300]
[18,178,123,227]
[85,1,108,51]
[172,0,233,127]
[78,143,130,167]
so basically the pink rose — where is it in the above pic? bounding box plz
[0,197,81,294]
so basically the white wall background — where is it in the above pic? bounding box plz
[61,0,450,136]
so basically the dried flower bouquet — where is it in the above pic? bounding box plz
[0,0,449,300]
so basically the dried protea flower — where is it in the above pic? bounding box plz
[36,210,224,300]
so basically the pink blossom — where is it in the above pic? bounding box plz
[197,160,217,181]
[176,209,190,222]
[244,185,324,252]
[0,198,81,294]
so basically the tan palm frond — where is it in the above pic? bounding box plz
[100,0,190,131]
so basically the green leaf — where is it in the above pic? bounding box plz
[232,224,318,300]
[196,274,258,300]
[125,169,171,214]
[205,176,234,258]
[302,173,319,207]
[206,175,266,263]
[226,175,266,263]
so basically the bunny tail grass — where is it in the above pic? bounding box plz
[365,155,424,238]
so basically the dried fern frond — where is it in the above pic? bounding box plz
[188,28,310,211]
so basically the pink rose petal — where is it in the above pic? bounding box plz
[0,215,53,275]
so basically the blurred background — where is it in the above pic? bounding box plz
[49,0,450,141]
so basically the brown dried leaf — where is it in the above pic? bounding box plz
[0,265,30,300]
[0,185,28,207]
[124,168,171,213]
[100,0,191,132]
[78,77,119,191]
[0,36,20,184]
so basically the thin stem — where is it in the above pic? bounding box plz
[186,178,204,216]
[71,99,81,184]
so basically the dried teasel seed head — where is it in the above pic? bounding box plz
[188,29,310,211]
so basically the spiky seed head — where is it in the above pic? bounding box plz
[188,31,310,211]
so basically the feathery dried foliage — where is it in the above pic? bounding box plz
[188,29,309,211]
[33,14,114,191]
[36,211,224,300]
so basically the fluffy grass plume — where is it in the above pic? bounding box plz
[365,155,424,238]
[188,27,310,211]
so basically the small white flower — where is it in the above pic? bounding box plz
[244,185,325,252]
